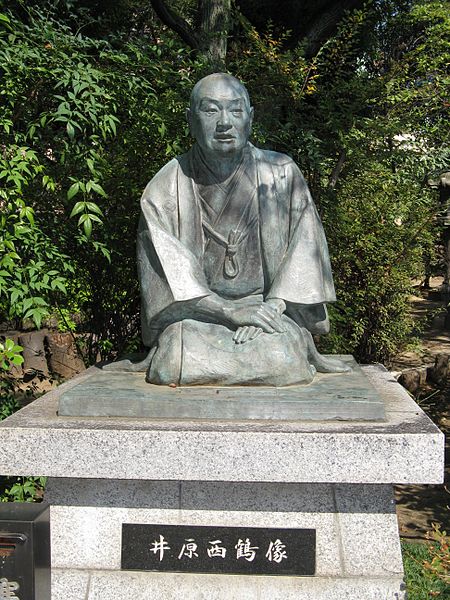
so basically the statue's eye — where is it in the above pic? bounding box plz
[232,109,243,115]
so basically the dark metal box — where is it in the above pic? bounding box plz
[0,502,50,599]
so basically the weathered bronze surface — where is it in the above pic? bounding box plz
[64,356,386,421]
[105,73,350,385]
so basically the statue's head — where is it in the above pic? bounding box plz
[186,73,254,159]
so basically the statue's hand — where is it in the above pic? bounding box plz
[232,298,287,343]
[227,300,285,333]
[233,325,263,344]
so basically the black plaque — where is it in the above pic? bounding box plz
[121,524,315,576]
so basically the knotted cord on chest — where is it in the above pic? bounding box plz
[202,218,257,278]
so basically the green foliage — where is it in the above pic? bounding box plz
[229,1,448,362]
[55,307,77,333]
[0,340,46,503]
[0,142,74,329]
[402,535,450,599]
[230,6,373,182]
[0,338,24,371]
[0,338,23,421]
[0,3,205,359]
[322,1,448,362]
[0,390,19,421]
[381,1,450,144]
[0,337,22,419]
[0,476,47,503]
[0,338,34,502]
[321,156,437,362]
[0,0,448,364]
[423,524,450,589]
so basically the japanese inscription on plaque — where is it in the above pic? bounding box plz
[121,524,316,576]
[0,578,20,600]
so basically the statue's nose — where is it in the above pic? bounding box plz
[217,110,232,130]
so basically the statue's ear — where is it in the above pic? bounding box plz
[249,106,254,127]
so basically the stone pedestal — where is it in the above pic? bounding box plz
[0,365,444,600]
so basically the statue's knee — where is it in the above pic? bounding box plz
[309,320,330,335]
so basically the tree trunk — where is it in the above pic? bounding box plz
[199,0,231,70]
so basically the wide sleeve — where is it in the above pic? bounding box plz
[267,161,336,305]
[137,158,210,346]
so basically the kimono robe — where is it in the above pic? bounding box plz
[137,143,336,385]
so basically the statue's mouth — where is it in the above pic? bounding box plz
[215,135,235,141]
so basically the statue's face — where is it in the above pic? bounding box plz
[187,76,253,158]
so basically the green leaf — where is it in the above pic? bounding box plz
[31,297,48,306]
[78,213,90,225]
[0,13,11,30]
[31,310,42,329]
[66,122,75,140]
[67,182,80,201]
[20,206,35,226]
[83,216,92,238]
[86,202,103,215]
[86,158,96,174]
[22,298,33,312]
[52,280,67,293]
[10,289,20,304]
[109,117,117,136]
[90,181,107,197]
[14,224,31,236]
[100,246,111,262]
[70,201,85,217]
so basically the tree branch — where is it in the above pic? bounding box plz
[303,0,363,56]
[150,0,200,49]
[328,149,346,190]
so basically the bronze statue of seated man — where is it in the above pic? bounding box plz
[107,73,350,385]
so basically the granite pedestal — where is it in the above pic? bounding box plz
[0,364,444,599]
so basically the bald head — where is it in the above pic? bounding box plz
[189,73,251,111]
